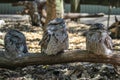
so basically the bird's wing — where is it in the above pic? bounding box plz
[104,35,113,50]
[23,44,28,53]
[39,31,51,48]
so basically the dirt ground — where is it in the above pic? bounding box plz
[0,18,119,80]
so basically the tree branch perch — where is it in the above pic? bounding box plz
[0,49,120,69]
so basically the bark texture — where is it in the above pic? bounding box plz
[0,50,119,69]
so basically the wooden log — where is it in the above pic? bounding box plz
[41,13,104,26]
[41,13,104,20]
[64,13,104,19]
[0,49,119,69]
[0,15,30,22]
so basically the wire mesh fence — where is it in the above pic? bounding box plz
[0,3,120,15]
[0,3,24,14]
[65,4,120,15]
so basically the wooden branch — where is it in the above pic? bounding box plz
[41,13,104,20]
[64,13,104,19]
[0,49,120,69]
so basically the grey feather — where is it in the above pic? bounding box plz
[86,23,113,56]
[4,29,28,58]
[39,18,69,55]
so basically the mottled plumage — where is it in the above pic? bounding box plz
[86,23,113,56]
[39,18,68,55]
[4,30,28,58]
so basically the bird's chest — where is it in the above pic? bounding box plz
[46,32,67,50]
[10,37,24,51]
[87,31,112,56]
[45,35,64,55]
[53,31,67,43]
[87,31,105,43]
[49,35,64,47]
